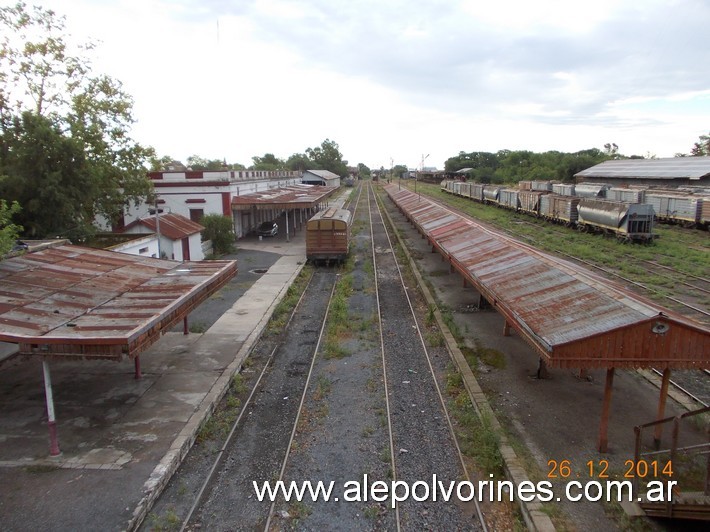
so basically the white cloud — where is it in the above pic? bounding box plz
[8,0,710,168]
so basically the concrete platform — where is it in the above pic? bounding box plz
[0,228,308,531]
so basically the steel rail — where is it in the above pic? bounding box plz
[372,182,488,532]
[178,268,318,532]
[366,182,402,532]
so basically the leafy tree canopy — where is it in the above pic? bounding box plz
[0,199,21,256]
[0,2,153,239]
[251,153,284,171]
[200,214,234,255]
[444,148,610,184]
[690,132,709,156]
[357,162,371,178]
[187,155,228,171]
[305,138,348,176]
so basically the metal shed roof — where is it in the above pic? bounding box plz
[231,184,337,210]
[385,185,709,369]
[0,244,236,360]
[122,212,204,240]
[575,157,710,180]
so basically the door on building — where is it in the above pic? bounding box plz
[181,237,190,260]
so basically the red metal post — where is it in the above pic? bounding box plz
[183,316,189,335]
[42,360,61,456]
[503,321,511,337]
[653,368,671,449]
[598,367,615,453]
[134,355,142,380]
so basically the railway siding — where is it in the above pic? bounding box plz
[271,184,397,529]
[377,187,555,532]
[370,186,485,530]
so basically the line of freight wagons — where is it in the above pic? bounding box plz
[441,180,709,242]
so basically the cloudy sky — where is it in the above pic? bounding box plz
[12,0,710,169]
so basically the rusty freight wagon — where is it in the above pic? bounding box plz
[306,207,352,264]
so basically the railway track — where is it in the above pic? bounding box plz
[178,268,338,530]
[144,182,486,530]
[368,182,487,530]
[414,186,710,414]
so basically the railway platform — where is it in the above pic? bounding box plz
[0,231,307,531]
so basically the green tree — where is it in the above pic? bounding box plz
[305,139,348,176]
[392,164,408,178]
[0,2,153,238]
[285,153,310,172]
[186,155,228,170]
[0,199,21,255]
[690,132,710,156]
[357,162,371,179]
[251,153,284,171]
[200,214,235,255]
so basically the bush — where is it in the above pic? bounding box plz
[200,214,235,255]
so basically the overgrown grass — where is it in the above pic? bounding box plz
[196,371,246,443]
[266,265,315,335]
[188,321,208,334]
[147,507,181,531]
[418,181,709,287]
[445,369,504,476]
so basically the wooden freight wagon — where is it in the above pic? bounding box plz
[306,207,352,264]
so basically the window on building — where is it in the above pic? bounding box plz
[189,209,204,223]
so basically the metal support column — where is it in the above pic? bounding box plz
[42,360,61,456]
[653,368,671,449]
[598,367,615,453]
[134,355,142,380]
[183,316,189,335]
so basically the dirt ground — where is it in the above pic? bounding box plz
[384,193,707,531]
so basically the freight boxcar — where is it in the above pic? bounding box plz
[483,185,501,204]
[499,189,520,210]
[577,198,654,242]
[470,183,485,202]
[306,207,352,264]
[519,190,548,216]
[575,183,610,198]
[531,180,553,192]
[701,197,710,227]
[540,194,580,225]
[646,193,703,226]
[606,187,646,203]
[552,183,575,196]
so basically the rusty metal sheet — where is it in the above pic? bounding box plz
[384,185,710,368]
[231,184,336,210]
[127,212,204,240]
[0,244,237,360]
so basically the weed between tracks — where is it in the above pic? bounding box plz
[266,265,315,335]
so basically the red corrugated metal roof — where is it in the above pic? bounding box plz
[385,185,710,369]
[124,213,204,240]
[231,184,336,210]
[0,245,236,360]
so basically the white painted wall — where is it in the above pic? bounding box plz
[108,234,160,258]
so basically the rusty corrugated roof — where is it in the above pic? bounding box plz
[124,213,204,240]
[0,244,236,360]
[231,184,337,210]
[385,185,710,369]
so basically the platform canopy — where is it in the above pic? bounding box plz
[385,185,710,369]
[231,183,337,211]
[0,244,236,360]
